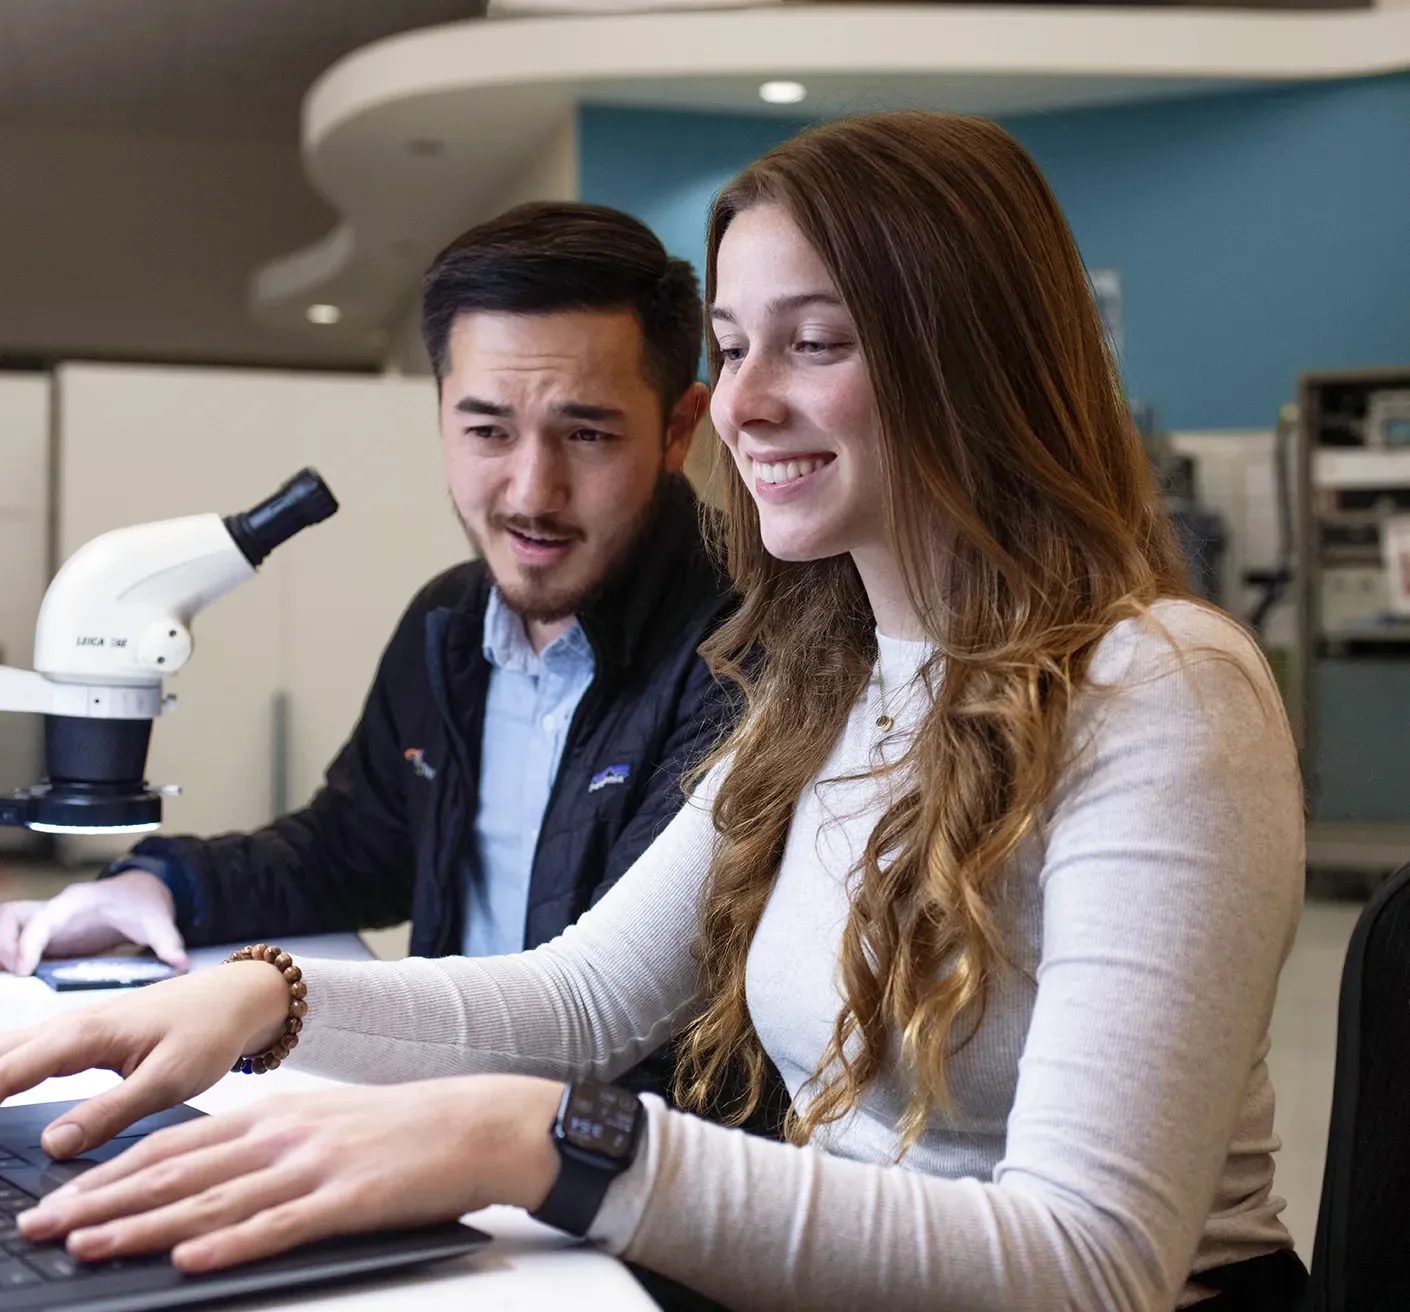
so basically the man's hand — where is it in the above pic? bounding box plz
[0,871,188,977]
[16,1076,565,1273]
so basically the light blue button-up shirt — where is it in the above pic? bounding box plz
[464,587,596,959]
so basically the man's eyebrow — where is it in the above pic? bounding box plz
[451,397,627,422]
[709,292,844,323]
[555,402,626,422]
[454,395,513,417]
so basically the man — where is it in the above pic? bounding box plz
[0,203,732,1032]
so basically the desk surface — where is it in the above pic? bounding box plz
[0,935,657,1311]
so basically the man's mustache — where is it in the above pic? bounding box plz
[489,514,585,543]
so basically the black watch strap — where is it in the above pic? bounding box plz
[532,1081,643,1238]
[533,1141,619,1237]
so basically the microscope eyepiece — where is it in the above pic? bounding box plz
[224,468,339,567]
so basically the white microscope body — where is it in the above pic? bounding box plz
[0,513,253,723]
[0,470,336,833]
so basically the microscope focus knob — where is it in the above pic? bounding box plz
[137,620,193,674]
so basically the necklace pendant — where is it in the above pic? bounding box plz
[875,713,895,733]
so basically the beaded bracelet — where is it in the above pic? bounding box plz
[224,943,308,1075]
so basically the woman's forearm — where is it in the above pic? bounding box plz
[287,796,717,1085]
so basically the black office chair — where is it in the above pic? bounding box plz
[1308,860,1410,1311]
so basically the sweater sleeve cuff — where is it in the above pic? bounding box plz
[588,1093,668,1253]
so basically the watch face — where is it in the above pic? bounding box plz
[562,1083,639,1161]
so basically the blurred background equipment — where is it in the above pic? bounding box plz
[1298,367,1410,874]
[1133,403,1229,606]
[1243,403,1298,643]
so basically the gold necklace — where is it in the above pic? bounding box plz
[875,662,895,734]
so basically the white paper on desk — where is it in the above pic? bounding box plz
[1382,515,1410,616]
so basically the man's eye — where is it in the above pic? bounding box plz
[465,425,504,440]
[572,428,613,443]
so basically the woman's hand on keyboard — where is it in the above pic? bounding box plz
[14,1075,565,1272]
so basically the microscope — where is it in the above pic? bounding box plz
[0,470,337,836]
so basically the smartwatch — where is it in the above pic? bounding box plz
[532,1079,645,1237]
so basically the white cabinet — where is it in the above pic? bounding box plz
[0,374,50,808]
[55,364,465,861]
[280,377,461,808]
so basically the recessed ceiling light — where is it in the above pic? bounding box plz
[759,80,806,105]
[305,304,342,326]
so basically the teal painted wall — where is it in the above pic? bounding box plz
[579,76,1410,430]
[579,105,812,290]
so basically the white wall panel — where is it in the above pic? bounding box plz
[282,375,464,810]
[0,374,50,805]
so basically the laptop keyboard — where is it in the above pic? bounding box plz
[0,1116,489,1310]
[0,1148,166,1290]
[0,1175,85,1287]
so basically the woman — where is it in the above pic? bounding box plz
[0,112,1304,1310]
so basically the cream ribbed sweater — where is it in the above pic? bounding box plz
[292,601,1304,1311]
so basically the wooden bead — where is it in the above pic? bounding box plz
[263,1056,281,1071]
[290,981,307,1000]
[283,966,302,983]
[252,944,268,961]
[286,1016,303,1034]
[251,1058,267,1075]
[274,953,292,972]
[290,998,308,1019]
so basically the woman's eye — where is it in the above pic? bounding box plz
[717,345,746,366]
[795,340,839,355]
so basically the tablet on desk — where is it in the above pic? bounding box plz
[34,959,181,992]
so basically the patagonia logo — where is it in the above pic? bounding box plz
[589,764,631,793]
[403,748,437,780]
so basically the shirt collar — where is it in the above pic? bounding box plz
[482,586,592,675]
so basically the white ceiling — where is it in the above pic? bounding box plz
[0,0,487,139]
[0,1,491,366]
[251,2,1410,341]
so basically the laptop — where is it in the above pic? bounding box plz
[0,1099,491,1311]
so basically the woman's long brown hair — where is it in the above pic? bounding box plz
[674,112,1191,1151]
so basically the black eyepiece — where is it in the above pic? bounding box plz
[224,468,339,567]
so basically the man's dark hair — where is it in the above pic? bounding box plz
[421,202,703,414]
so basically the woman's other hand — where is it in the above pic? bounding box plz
[0,961,290,1157]
[16,1076,564,1271]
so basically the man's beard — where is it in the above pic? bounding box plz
[455,478,666,625]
